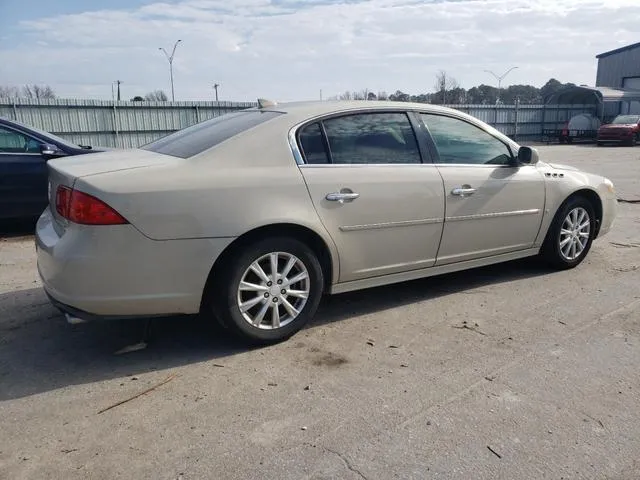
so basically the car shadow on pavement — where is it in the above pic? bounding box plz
[0,258,553,401]
[313,257,552,328]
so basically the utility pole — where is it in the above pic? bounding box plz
[115,80,122,101]
[213,83,219,102]
[159,39,182,101]
[484,66,518,104]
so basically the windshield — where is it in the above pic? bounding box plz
[611,115,640,125]
[6,118,86,149]
[141,110,283,158]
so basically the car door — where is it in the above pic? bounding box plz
[296,111,445,283]
[0,125,48,219]
[419,113,545,266]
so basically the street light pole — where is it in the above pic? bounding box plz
[159,39,182,101]
[484,66,518,104]
[213,83,219,102]
[110,80,122,102]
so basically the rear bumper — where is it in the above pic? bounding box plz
[36,208,234,318]
[46,291,176,322]
[597,132,635,142]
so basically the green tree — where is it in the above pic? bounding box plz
[388,90,410,102]
[540,78,564,102]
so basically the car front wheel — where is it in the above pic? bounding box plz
[211,237,324,344]
[541,196,595,270]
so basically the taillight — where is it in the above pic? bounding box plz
[55,185,71,217]
[55,186,128,225]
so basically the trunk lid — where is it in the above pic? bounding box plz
[48,149,175,179]
[47,149,177,235]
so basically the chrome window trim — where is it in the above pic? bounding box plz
[433,163,517,168]
[298,163,439,169]
[289,108,428,167]
[288,106,522,166]
[0,152,42,156]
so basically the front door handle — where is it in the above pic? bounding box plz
[451,185,476,197]
[326,190,360,204]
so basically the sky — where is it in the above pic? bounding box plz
[0,0,638,102]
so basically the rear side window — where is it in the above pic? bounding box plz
[298,122,329,164]
[322,113,421,165]
[141,110,282,158]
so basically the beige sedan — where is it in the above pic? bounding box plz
[36,101,617,343]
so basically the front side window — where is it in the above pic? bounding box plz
[0,126,42,153]
[421,114,513,165]
[322,112,422,165]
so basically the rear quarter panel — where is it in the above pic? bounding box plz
[74,120,340,281]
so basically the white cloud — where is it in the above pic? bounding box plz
[1,0,638,101]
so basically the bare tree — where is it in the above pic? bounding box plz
[434,70,459,104]
[144,90,169,101]
[22,84,56,99]
[338,91,353,101]
[377,91,388,101]
[0,86,21,98]
[352,90,367,100]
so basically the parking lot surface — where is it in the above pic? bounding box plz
[1,145,639,479]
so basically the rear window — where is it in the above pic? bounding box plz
[141,110,283,158]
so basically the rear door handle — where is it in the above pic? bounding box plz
[451,185,476,197]
[326,190,360,204]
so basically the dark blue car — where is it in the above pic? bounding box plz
[0,118,101,220]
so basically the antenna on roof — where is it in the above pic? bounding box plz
[257,98,277,109]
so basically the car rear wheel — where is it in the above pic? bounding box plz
[631,134,639,146]
[211,237,324,344]
[541,196,595,270]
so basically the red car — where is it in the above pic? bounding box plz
[597,114,640,146]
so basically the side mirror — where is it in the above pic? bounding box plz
[40,143,64,158]
[517,146,539,165]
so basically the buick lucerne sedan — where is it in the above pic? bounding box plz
[36,101,617,343]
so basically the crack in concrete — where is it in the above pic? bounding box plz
[324,447,368,480]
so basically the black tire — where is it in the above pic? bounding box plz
[631,134,638,147]
[596,141,603,147]
[540,196,596,270]
[210,237,324,344]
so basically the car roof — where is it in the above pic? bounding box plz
[258,100,521,151]
[261,100,462,118]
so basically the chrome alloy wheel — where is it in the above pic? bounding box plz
[236,252,310,329]
[558,207,591,261]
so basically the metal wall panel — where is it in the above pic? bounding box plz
[596,46,640,88]
[0,99,596,145]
